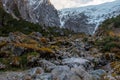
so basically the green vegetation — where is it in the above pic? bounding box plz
[0,51,40,71]
[0,6,74,37]
[96,36,120,52]
[0,6,75,71]
[95,15,120,52]
[100,15,120,29]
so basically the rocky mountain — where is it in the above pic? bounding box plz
[1,0,120,35]
[95,14,120,37]
[59,0,120,34]
[0,1,120,80]
[0,0,60,27]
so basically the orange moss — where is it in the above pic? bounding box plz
[51,46,59,50]
[11,56,21,67]
[14,43,38,50]
[13,43,54,54]
[25,39,38,44]
[40,37,48,43]
[39,47,54,53]
[110,61,120,74]
[108,31,115,36]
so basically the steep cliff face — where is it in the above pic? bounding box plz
[1,0,60,27]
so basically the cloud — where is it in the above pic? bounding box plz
[50,0,115,9]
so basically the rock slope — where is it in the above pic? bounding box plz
[0,0,60,27]
[0,31,119,80]
[1,0,120,35]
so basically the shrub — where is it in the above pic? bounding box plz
[103,42,118,51]
[95,36,120,52]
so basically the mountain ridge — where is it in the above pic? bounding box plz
[0,0,120,35]
[0,0,60,27]
[59,0,120,34]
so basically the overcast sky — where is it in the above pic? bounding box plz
[50,0,115,9]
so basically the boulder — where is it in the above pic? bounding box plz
[38,60,56,72]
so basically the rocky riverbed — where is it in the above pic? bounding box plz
[0,32,119,80]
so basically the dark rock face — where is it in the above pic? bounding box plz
[1,0,60,27]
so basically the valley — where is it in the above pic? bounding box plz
[0,0,120,80]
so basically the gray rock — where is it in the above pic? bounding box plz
[90,69,106,80]
[33,73,52,80]
[62,58,90,69]
[51,66,93,80]
[27,67,44,76]
[1,0,60,27]
[31,32,43,38]
[51,66,70,80]
[38,60,56,72]
[59,12,95,34]
[12,46,24,56]
[71,67,93,80]
[69,74,82,80]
